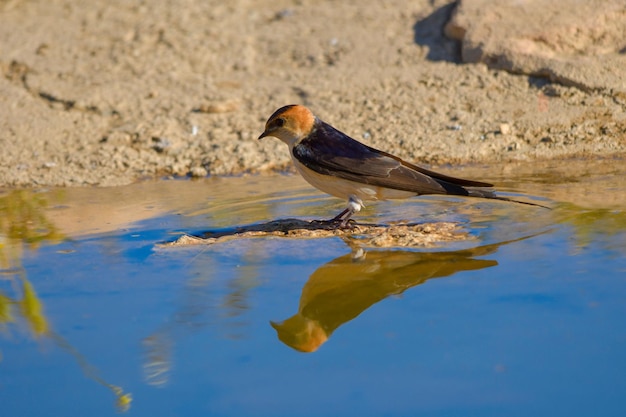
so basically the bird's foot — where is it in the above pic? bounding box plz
[311,217,357,230]
[311,205,359,230]
[338,218,358,230]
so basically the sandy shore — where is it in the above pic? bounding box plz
[1,0,624,187]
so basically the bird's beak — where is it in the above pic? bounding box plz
[258,130,268,140]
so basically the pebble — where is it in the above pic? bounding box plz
[189,166,208,178]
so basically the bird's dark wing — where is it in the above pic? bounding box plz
[292,121,493,196]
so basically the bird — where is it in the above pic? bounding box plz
[258,104,546,227]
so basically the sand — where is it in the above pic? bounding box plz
[1,0,625,187]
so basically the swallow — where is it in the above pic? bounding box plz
[259,104,546,227]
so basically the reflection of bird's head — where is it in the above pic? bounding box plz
[270,315,328,353]
[258,105,316,146]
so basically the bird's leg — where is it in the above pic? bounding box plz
[312,196,363,229]
[331,208,350,222]
[339,210,356,229]
[334,196,363,229]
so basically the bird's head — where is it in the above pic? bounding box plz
[258,104,316,147]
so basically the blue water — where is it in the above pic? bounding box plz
[0,172,625,417]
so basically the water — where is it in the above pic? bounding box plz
[1,162,625,416]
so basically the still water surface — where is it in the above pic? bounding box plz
[1,162,625,416]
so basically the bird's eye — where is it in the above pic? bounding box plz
[274,118,285,128]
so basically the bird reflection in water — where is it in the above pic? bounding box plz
[271,242,506,353]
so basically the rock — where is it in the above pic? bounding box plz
[159,219,469,249]
[189,166,208,178]
[445,0,626,94]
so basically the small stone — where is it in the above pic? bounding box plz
[499,123,511,135]
[274,9,294,20]
[151,137,171,153]
[189,166,208,178]
[507,142,520,151]
[193,100,239,114]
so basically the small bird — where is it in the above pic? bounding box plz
[259,104,544,227]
